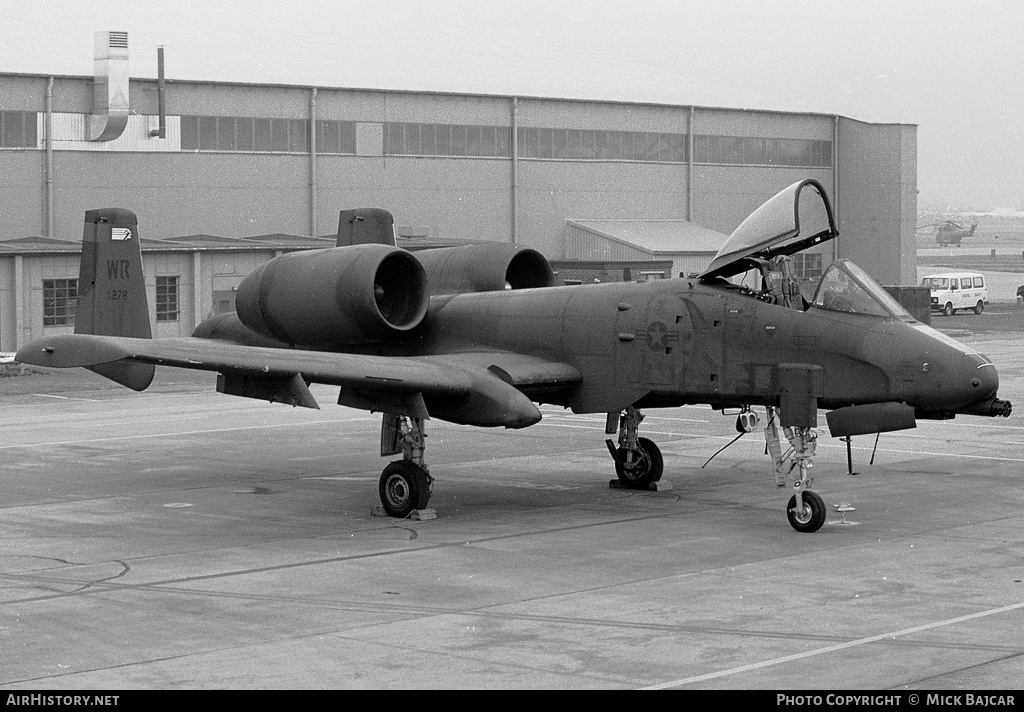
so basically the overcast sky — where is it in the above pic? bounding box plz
[3,0,1022,210]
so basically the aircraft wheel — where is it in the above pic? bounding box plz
[974,301,984,315]
[787,491,826,533]
[379,461,431,518]
[614,437,664,489]
[943,302,954,317]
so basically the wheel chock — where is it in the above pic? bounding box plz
[371,505,437,520]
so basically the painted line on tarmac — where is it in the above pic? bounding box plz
[30,393,104,402]
[821,441,1024,464]
[0,417,378,450]
[642,598,1024,689]
[538,420,1024,463]
[536,421,705,439]
[6,404,1021,464]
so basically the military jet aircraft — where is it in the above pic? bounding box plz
[16,180,1012,532]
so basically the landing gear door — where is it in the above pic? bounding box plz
[776,363,823,428]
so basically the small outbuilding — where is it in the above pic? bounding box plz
[564,219,731,279]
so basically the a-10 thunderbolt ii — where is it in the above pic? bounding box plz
[16,180,1012,532]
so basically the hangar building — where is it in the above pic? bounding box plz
[0,43,916,351]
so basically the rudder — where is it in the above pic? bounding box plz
[75,208,155,390]
[336,208,396,247]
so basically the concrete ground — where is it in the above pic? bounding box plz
[1,309,1023,690]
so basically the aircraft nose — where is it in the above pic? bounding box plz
[949,352,997,407]
[969,359,999,398]
[957,356,1012,416]
[898,323,1010,418]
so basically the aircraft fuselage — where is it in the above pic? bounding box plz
[414,277,999,420]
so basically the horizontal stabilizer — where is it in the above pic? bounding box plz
[16,335,154,390]
[17,335,133,368]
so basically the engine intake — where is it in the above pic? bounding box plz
[236,244,428,348]
[415,243,554,295]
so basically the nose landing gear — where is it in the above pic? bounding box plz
[765,405,826,532]
[787,490,826,533]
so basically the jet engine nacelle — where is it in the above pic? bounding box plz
[415,243,555,295]
[235,244,429,348]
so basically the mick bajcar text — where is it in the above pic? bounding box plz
[777,695,1015,707]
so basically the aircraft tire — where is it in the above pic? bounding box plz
[786,491,826,533]
[614,437,664,489]
[974,301,984,315]
[943,303,954,317]
[379,461,431,518]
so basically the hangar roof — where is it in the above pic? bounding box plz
[567,219,730,256]
[2,72,917,126]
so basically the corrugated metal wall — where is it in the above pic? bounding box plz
[0,72,915,292]
[564,223,653,261]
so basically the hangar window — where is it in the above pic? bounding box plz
[156,276,179,322]
[517,127,688,163]
[42,279,77,327]
[452,125,468,154]
[1,111,38,149]
[383,122,512,158]
[694,135,832,168]
[181,116,330,154]
[790,253,823,281]
[769,139,810,167]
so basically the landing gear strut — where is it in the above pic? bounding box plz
[605,406,664,489]
[764,406,826,532]
[378,414,433,518]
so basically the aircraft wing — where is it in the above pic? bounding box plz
[16,334,580,428]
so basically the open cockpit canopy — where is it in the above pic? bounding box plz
[700,179,838,281]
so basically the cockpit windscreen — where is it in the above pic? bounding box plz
[811,260,912,319]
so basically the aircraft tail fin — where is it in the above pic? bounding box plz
[337,208,397,247]
[75,208,155,390]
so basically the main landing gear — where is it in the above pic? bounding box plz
[764,406,826,532]
[378,414,434,519]
[605,406,665,489]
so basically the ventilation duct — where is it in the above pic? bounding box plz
[90,31,129,141]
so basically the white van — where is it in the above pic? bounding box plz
[920,272,988,316]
